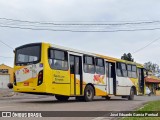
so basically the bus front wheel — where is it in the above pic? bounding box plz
[84,85,94,102]
[55,95,69,101]
[128,88,134,100]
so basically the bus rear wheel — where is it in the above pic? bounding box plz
[76,96,84,101]
[55,95,69,101]
[128,88,134,100]
[84,85,94,102]
[104,96,111,100]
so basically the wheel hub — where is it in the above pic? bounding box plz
[87,90,92,98]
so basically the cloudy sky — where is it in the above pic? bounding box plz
[0,0,160,67]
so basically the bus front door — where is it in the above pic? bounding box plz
[69,55,83,96]
[138,68,144,94]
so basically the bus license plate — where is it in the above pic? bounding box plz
[24,82,29,86]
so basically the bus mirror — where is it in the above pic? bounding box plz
[13,50,15,53]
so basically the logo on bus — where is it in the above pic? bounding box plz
[23,68,30,74]
[93,74,105,84]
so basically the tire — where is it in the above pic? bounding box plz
[7,83,13,89]
[122,96,127,98]
[128,88,134,100]
[76,96,84,101]
[105,96,111,100]
[84,85,94,102]
[55,95,69,101]
[148,93,151,96]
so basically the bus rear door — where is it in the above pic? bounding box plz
[106,62,116,95]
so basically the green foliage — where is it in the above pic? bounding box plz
[121,53,134,62]
[122,100,160,120]
[138,100,160,111]
[144,62,159,75]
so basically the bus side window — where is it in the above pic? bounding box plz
[121,63,127,77]
[116,62,122,76]
[131,65,137,78]
[48,49,68,70]
[70,56,75,74]
[116,62,127,77]
[127,64,137,78]
[108,63,112,78]
[95,58,105,75]
[127,64,132,78]
[83,55,95,74]
[75,57,80,74]
[106,62,109,78]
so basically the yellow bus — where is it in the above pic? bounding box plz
[13,42,145,101]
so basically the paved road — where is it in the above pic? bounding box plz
[0,93,160,120]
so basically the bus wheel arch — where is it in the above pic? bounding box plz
[84,83,95,102]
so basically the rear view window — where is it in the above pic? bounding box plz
[15,45,41,65]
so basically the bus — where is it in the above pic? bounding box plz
[13,42,145,101]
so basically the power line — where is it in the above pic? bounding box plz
[2,24,160,32]
[1,17,160,32]
[0,17,160,26]
[2,17,160,33]
[0,40,14,50]
[132,37,160,54]
[0,25,70,32]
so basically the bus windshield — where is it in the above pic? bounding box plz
[15,44,41,65]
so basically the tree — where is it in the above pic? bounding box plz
[144,62,159,75]
[121,53,134,62]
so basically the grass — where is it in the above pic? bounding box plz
[122,100,160,120]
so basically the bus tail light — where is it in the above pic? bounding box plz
[14,73,17,86]
[37,70,43,86]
